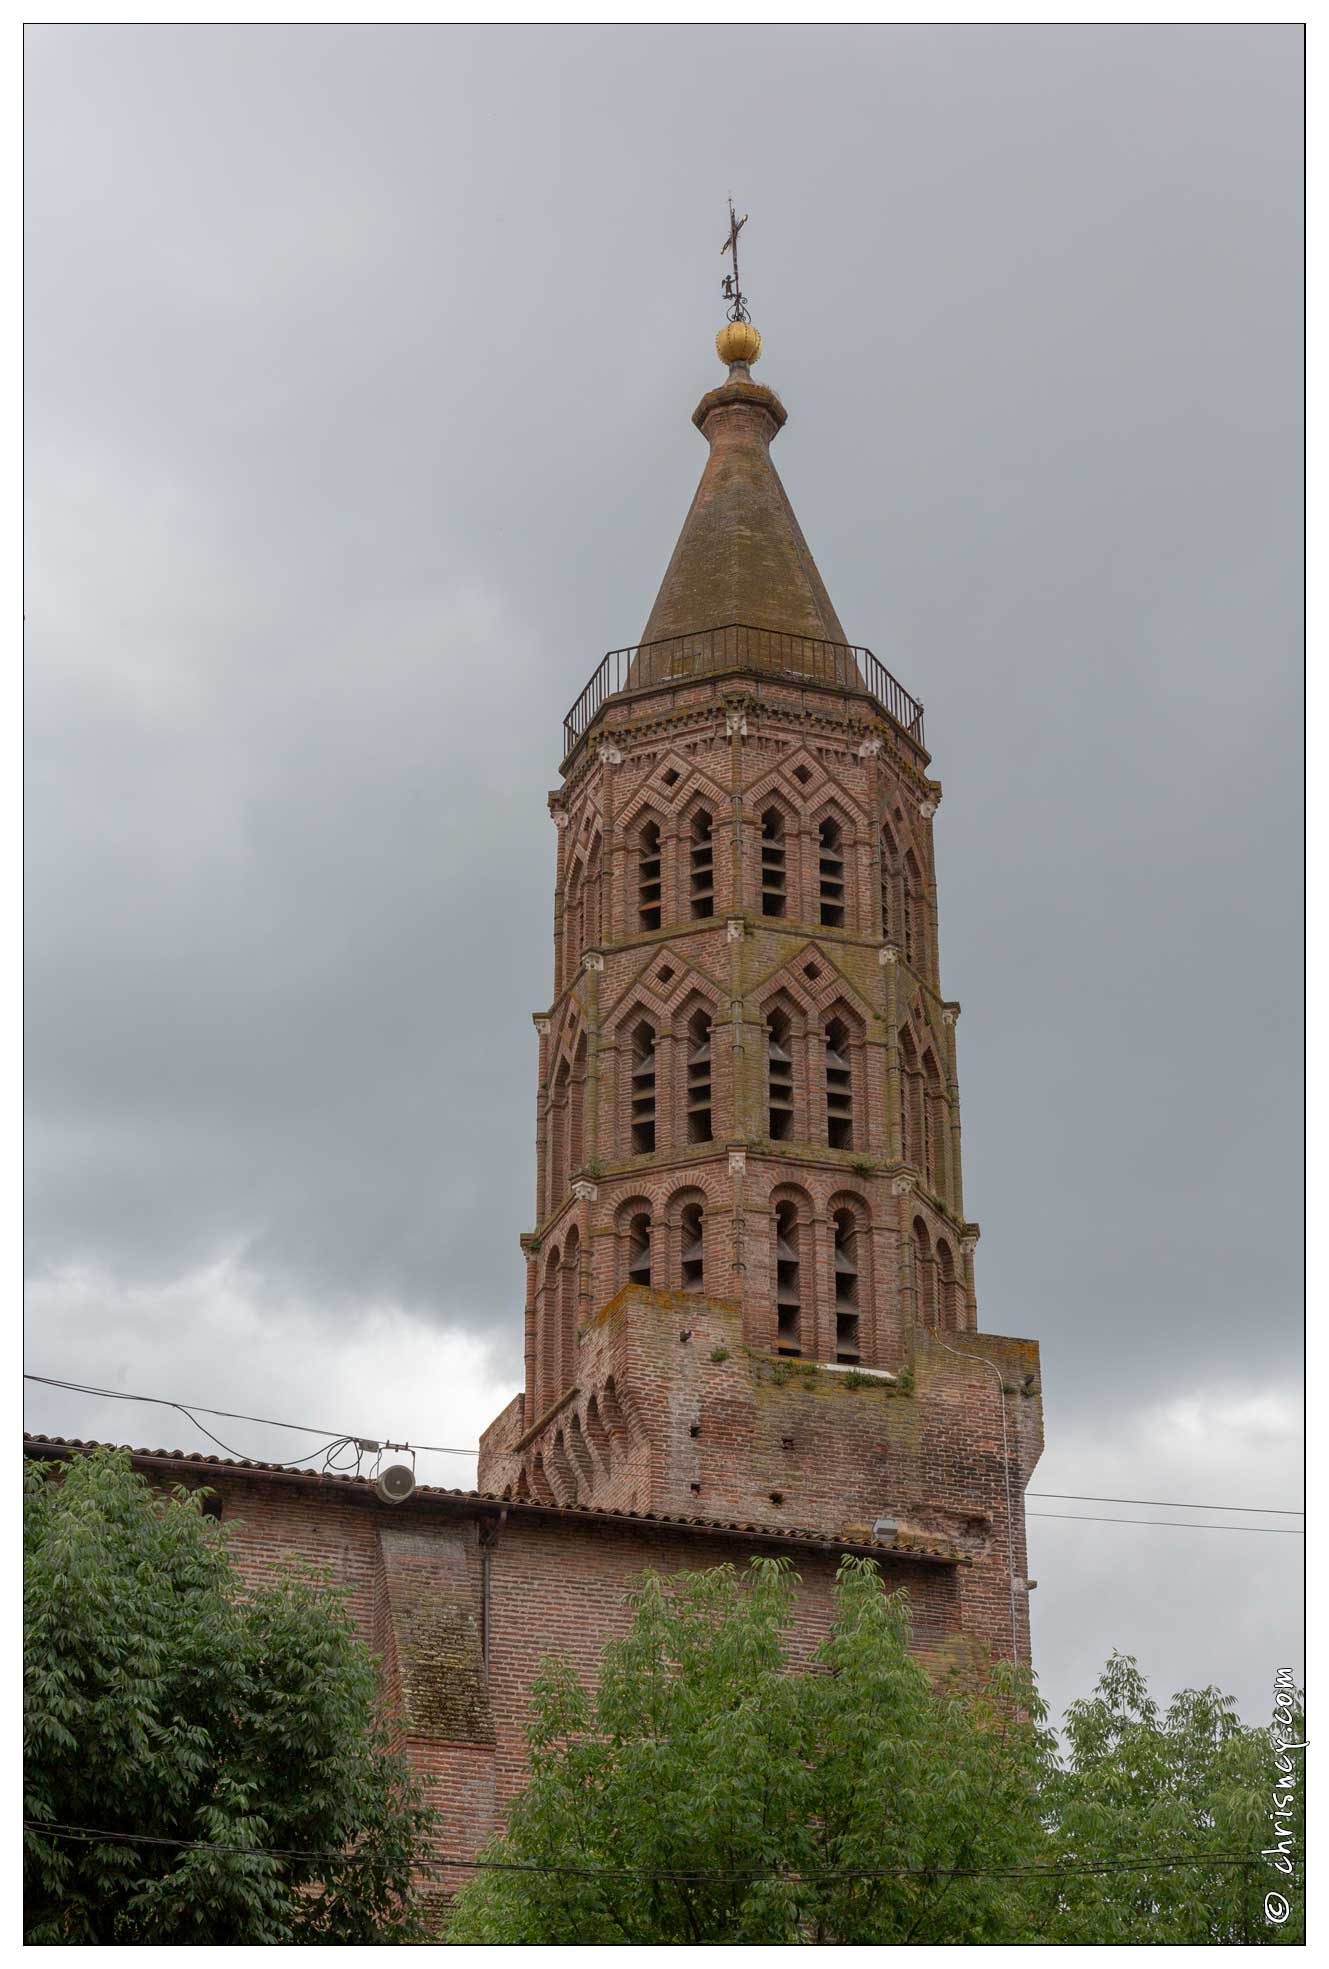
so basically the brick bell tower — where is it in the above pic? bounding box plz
[479,302,1044,1665]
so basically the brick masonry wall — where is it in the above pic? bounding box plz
[120,1457,984,1899]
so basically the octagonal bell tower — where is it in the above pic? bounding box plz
[478,302,1043,1668]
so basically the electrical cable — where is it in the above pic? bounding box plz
[22,1821,1275,1884]
[1027,1512,1302,1535]
[23,1373,476,1459]
[1030,1490,1301,1516]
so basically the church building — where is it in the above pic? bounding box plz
[28,294,1044,1886]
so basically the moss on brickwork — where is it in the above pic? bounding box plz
[393,1591,495,1745]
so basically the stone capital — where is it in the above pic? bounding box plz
[857,737,883,759]
[598,744,623,766]
[919,799,938,820]
[533,1016,551,1037]
[726,916,745,942]
[891,1174,915,1197]
[879,944,901,966]
[728,1149,747,1176]
[571,1180,598,1203]
[942,1006,959,1026]
[725,709,748,738]
[583,950,605,973]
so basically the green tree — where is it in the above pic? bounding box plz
[447,1555,1056,1945]
[1032,1652,1305,1946]
[24,1448,433,1945]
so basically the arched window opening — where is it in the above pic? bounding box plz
[569,1034,587,1177]
[819,818,846,927]
[774,1201,802,1355]
[627,1211,652,1288]
[936,1239,957,1330]
[638,819,662,931]
[767,1009,794,1141]
[880,822,898,940]
[903,850,923,967]
[540,1246,561,1409]
[899,1028,922,1171]
[581,835,601,952]
[560,1227,580,1389]
[825,1017,853,1149]
[550,1060,570,1204]
[913,1217,935,1326]
[564,866,583,979]
[922,1049,944,1191]
[760,808,787,918]
[833,1210,861,1362]
[680,1201,705,1292]
[630,1021,656,1154]
[689,809,715,918]
[686,1009,712,1144]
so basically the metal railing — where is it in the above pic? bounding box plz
[561,623,925,761]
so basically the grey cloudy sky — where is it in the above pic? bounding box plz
[25,24,1302,1730]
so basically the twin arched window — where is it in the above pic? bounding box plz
[618,1195,705,1294]
[912,1216,959,1330]
[773,1193,868,1363]
[765,1004,860,1151]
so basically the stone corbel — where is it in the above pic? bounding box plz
[726,917,745,942]
[725,708,748,738]
[879,945,901,966]
[858,737,883,760]
[728,1149,747,1176]
[583,951,605,973]
[918,799,938,821]
[891,1174,915,1197]
[598,745,623,767]
[571,1180,598,1203]
[533,1016,551,1036]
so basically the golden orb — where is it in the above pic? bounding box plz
[715,319,762,367]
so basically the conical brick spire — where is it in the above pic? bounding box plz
[640,327,849,655]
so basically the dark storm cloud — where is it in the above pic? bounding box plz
[25,25,1301,1722]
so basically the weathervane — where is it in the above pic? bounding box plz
[720,198,750,324]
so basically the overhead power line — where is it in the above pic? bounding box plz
[1030,1490,1302,1517]
[22,1373,476,1464]
[1028,1512,1301,1536]
[23,1821,1274,1884]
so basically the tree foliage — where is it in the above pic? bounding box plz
[24,1449,433,1945]
[447,1557,1303,1947]
[1032,1652,1305,1946]
[448,1556,1054,1944]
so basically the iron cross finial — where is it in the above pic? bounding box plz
[721,198,750,323]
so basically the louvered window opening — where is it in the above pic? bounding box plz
[628,1211,652,1287]
[760,808,787,918]
[819,819,845,927]
[833,1210,861,1362]
[775,1201,801,1355]
[768,1010,794,1141]
[686,1010,712,1144]
[690,810,715,918]
[630,1022,656,1154]
[639,821,662,931]
[825,1018,853,1149]
[680,1202,704,1292]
